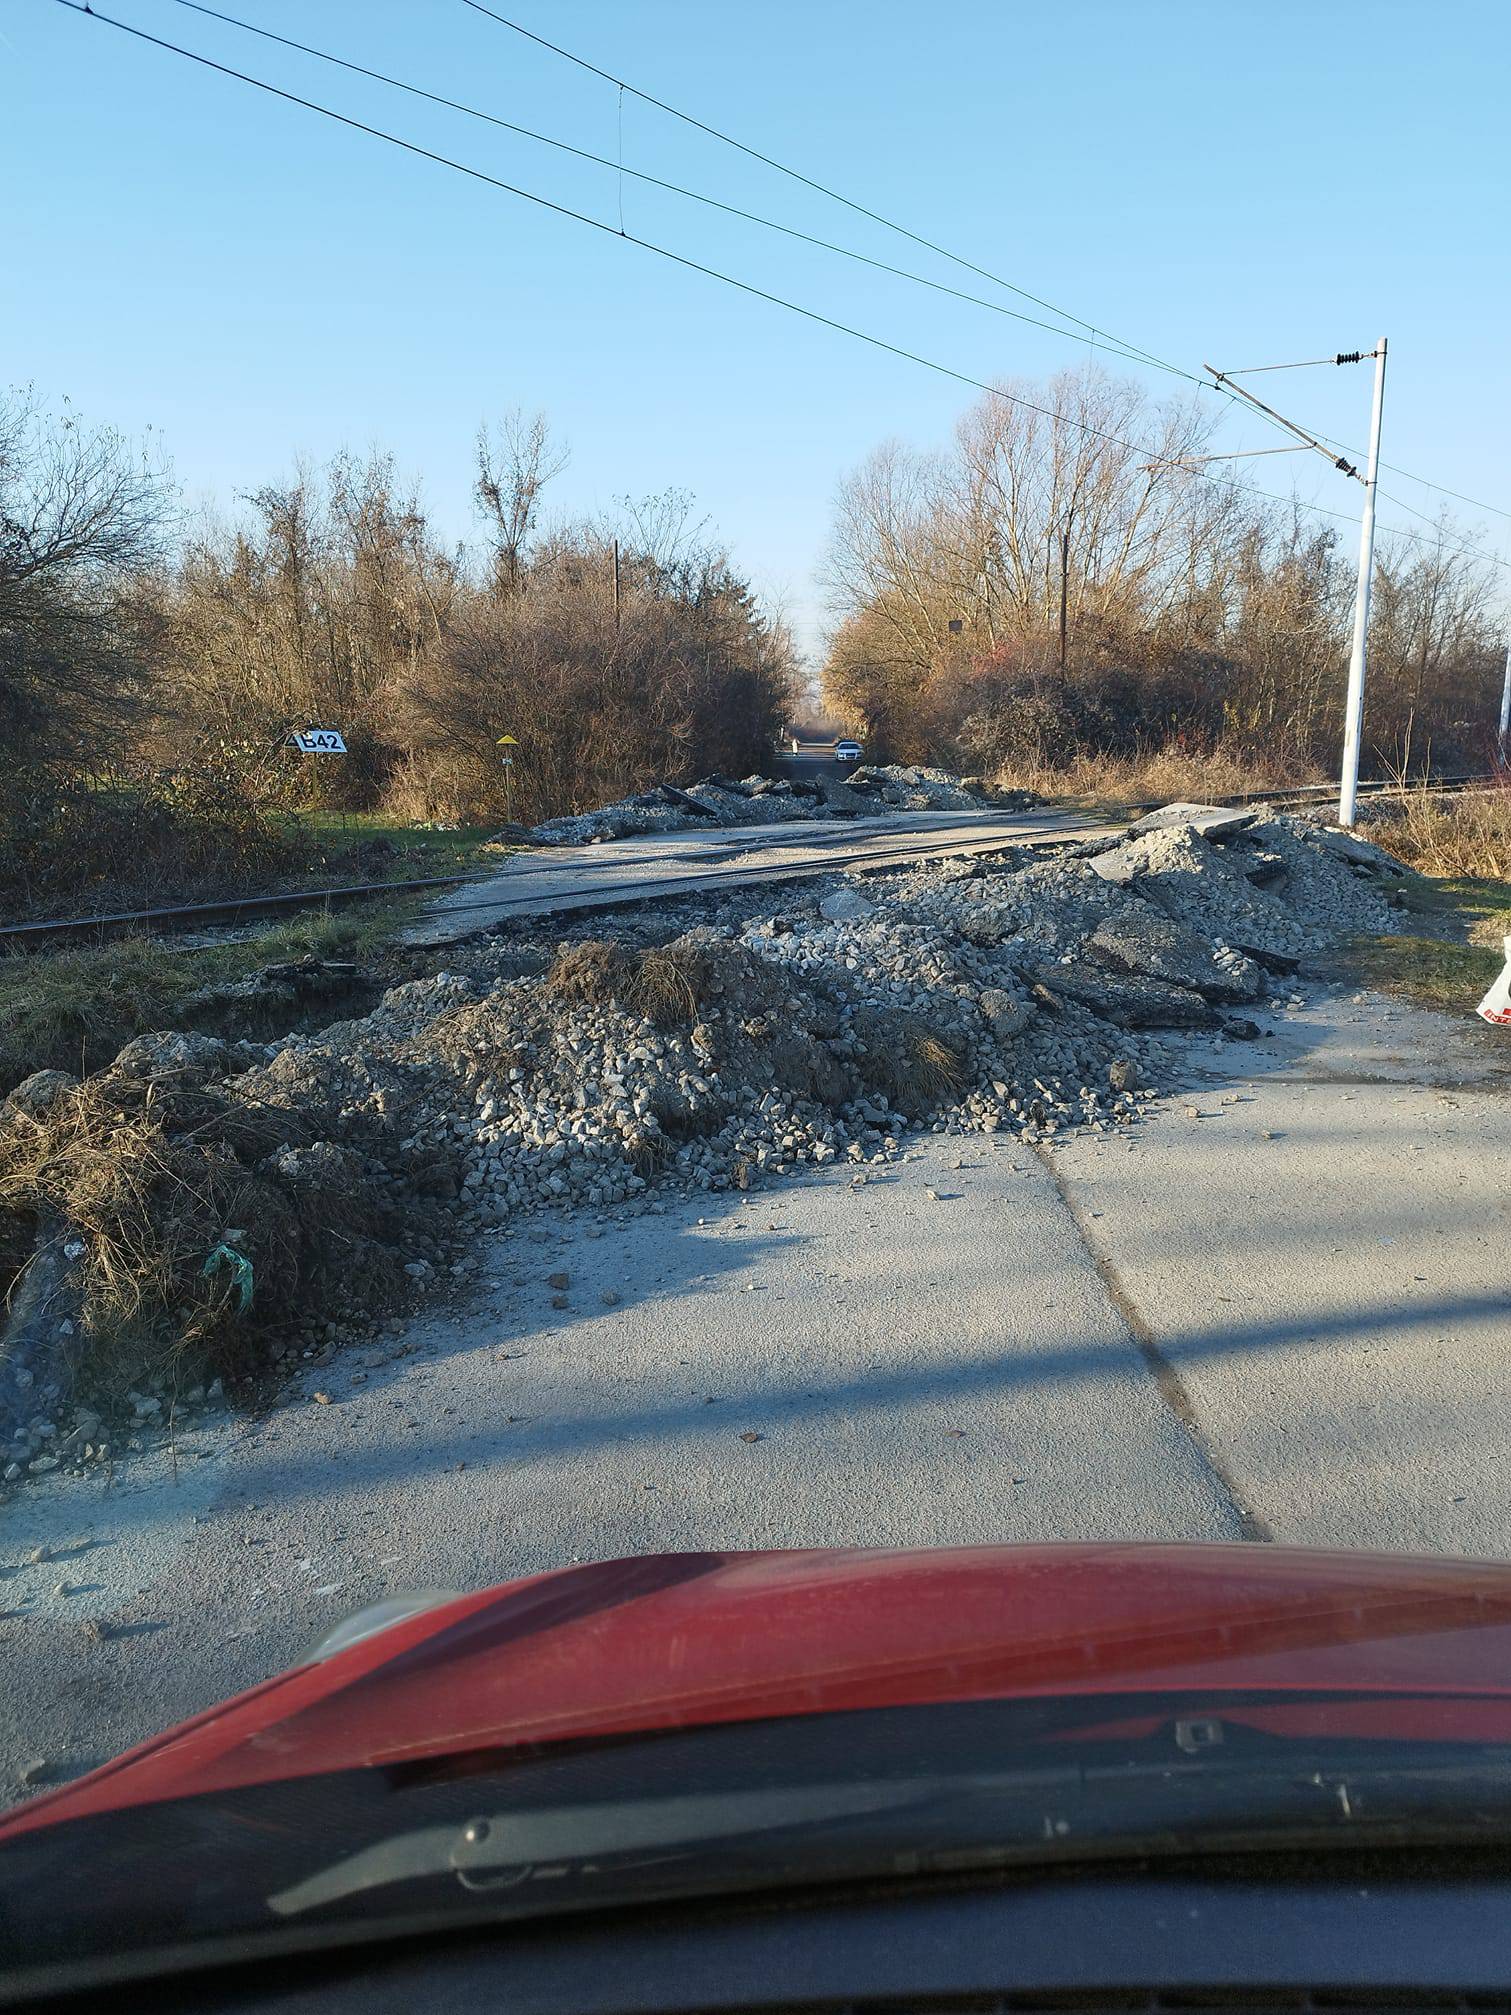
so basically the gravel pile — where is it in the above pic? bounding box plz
[215,809,1409,1227]
[0,804,1410,1472]
[524,764,1009,845]
[849,763,994,809]
[1079,820,1400,960]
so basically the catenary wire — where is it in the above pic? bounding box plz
[455,0,1184,377]
[157,0,1511,524]
[50,0,1511,576]
[456,0,1510,527]
[157,0,1174,373]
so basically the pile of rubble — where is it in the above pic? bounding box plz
[524,764,1021,845]
[0,805,1411,1472]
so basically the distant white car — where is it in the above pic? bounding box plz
[834,739,863,764]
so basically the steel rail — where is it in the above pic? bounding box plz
[1,772,1496,948]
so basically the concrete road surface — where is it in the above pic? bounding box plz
[411,805,1118,944]
[1,981,1506,1798]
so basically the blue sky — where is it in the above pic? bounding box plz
[6,0,1508,662]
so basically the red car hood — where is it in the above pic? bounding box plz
[9,1541,1511,1840]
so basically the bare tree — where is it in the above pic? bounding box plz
[161,450,459,803]
[609,487,713,584]
[820,363,1506,775]
[0,388,172,764]
[1369,514,1501,768]
[474,410,567,599]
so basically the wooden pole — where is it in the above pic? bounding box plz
[1058,528,1070,678]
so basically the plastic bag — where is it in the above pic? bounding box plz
[1477,935,1511,1027]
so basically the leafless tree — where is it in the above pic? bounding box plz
[474,409,567,599]
[821,363,1506,777]
[0,388,172,764]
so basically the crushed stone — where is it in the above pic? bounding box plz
[522,763,1016,845]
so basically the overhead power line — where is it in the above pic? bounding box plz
[50,0,1510,578]
[162,0,1511,529]
[457,0,1510,531]
[1335,454,1511,526]
[455,0,1185,380]
[158,0,1173,373]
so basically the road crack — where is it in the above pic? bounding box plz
[1033,1142,1273,1544]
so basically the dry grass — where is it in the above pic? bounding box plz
[0,939,203,1094]
[632,946,702,1026]
[544,939,702,1027]
[850,1008,965,1119]
[1369,779,1511,880]
[0,1071,301,1393]
[543,940,633,1008]
[0,900,417,1098]
[908,1031,965,1099]
[0,1031,445,1408]
[995,746,1309,807]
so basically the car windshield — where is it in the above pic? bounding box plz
[2,0,1509,1997]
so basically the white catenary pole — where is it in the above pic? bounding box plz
[1499,639,1511,768]
[1338,337,1388,825]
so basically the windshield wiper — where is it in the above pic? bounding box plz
[269,1778,950,1916]
[269,1747,1511,1923]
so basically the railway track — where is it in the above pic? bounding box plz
[1,770,1497,950]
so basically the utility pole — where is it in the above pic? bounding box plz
[1498,639,1511,769]
[612,538,621,629]
[1057,528,1070,678]
[1198,345,1386,825]
[1338,338,1387,825]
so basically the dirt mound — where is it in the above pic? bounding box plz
[0,1027,464,1469]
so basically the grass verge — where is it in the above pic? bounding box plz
[1341,869,1510,1013]
[0,898,421,1097]
[995,747,1312,808]
[1368,778,1511,879]
[1344,933,1505,1013]
[291,811,497,878]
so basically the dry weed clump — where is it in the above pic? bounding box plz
[1371,780,1511,880]
[908,1030,966,1099]
[0,1070,302,1395]
[0,1035,456,1416]
[544,939,702,1026]
[849,1007,968,1120]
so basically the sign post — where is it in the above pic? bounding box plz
[286,729,348,818]
[496,735,519,825]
